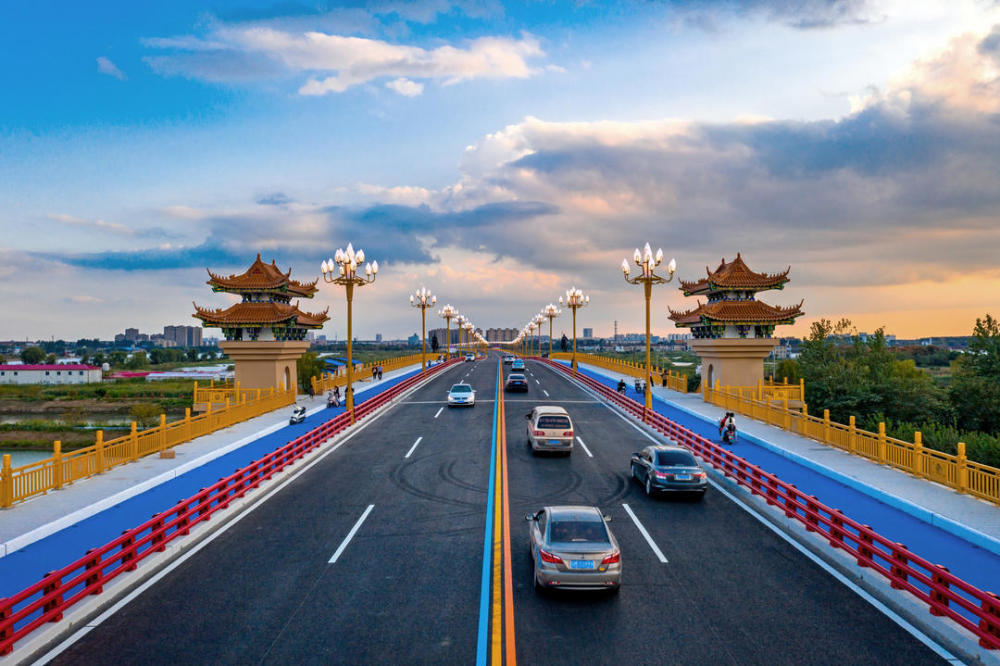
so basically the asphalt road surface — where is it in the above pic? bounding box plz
[50,353,944,666]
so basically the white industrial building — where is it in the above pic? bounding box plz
[0,364,103,385]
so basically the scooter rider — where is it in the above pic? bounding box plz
[617,378,628,394]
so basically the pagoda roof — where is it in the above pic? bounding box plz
[668,299,804,326]
[679,253,790,295]
[206,254,319,297]
[192,301,330,329]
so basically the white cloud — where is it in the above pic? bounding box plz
[385,77,424,96]
[48,213,134,235]
[96,56,126,80]
[146,26,546,95]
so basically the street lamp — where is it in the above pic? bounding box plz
[534,314,544,356]
[438,305,458,360]
[527,321,537,357]
[621,242,676,413]
[454,314,466,353]
[541,303,561,357]
[559,287,590,371]
[410,287,436,372]
[321,243,378,420]
[464,321,474,354]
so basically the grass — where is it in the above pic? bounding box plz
[0,378,197,404]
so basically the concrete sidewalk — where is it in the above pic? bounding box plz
[573,361,1000,552]
[0,362,428,558]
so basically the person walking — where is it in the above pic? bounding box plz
[377,365,383,380]
[307,384,315,401]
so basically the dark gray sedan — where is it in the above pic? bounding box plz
[630,445,708,498]
[526,505,621,592]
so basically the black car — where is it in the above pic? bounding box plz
[504,372,529,392]
[630,445,707,498]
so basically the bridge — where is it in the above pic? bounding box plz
[1,352,999,664]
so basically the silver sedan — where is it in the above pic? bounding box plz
[526,505,621,592]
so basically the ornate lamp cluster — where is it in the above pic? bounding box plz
[621,242,676,411]
[319,243,379,420]
[410,286,436,371]
[437,304,458,360]
[559,287,590,370]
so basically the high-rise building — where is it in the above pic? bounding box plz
[164,325,203,347]
[582,328,593,338]
[485,327,518,342]
[124,327,140,342]
[375,333,383,342]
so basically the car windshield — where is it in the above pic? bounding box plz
[450,385,472,393]
[656,450,697,467]
[549,519,609,544]
[537,415,571,429]
[508,374,525,381]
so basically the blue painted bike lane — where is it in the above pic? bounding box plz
[559,362,1000,601]
[0,368,422,597]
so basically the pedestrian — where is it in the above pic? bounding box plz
[307,384,315,401]
[377,365,383,380]
[371,366,377,381]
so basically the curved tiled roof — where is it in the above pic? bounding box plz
[206,254,319,297]
[679,253,790,295]
[192,301,329,328]
[668,299,804,326]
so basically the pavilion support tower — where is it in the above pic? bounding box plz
[668,253,803,396]
[193,254,329,396]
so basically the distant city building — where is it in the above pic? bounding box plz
[124,327,140,342]
[408,333,420,346]
[485,327,518,342]
[375,333,383,343]
[164,325,203,347]
[582,328,593,338]
[0,364,102,385]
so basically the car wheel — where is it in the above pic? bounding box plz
[608,584,620,596]
[645,475,653,497]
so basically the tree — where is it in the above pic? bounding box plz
[108,351,127,367]
[186,347,200,362]
[430,335,439,353]
[296,351,326,393]
[125,352,149,369]
[950,314,1000,435]
[774,359,800,384]
[45,353,57,365]
[129,403,161,428]
[20,346,46,364]
[560,334,569,352]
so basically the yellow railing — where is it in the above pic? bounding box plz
[0,385,296,509]
[705,384,1000,506]
[192,379,280,407]
[549,352,688,393]
[311,352,427,394]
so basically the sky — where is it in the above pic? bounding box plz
[2,0,999,342]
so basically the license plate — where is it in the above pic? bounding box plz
[548,440,563,445]
[675,474,692,481]
[570,560,594,570]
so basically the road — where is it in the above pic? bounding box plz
[50,354,944,665]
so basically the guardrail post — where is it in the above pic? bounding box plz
[913,432,923,476]
[857,525,874,567]
[823,409,830,444]
[929,564,950,616]
[120,530,137,571]
[1,454,12,508]
[829,509,845,549]
[890,544,908,589]
[1,597,12,652]
[848,416,856,454]
[53,440,63,490]
[184,408,192,443]
[84,548,103,594]
[130,422,139,462]
[96,430,105,473]
[878,422,887,463]
[782,398,790,430]
[151,513,166,552]
[957,442,968,493]
[42,573,64,621]
[159,413,167,451]
[805,495,819,532]
[800,404,808,438]
[799,378,805,401]
[980,592,1000,649]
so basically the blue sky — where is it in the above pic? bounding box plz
[2,1,999,341]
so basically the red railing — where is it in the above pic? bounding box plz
[540,358,1000,651]
[0,360,458,656]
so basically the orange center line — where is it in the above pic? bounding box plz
[500,367,517,665]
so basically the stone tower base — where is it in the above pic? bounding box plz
[219,340,311,395]
[689,338,779,396]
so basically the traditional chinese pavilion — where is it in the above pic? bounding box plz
[193,254,329,395]
[668,253,803,392]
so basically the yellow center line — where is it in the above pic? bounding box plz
[500,373,517,665]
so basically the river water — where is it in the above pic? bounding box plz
[0,449,53,467]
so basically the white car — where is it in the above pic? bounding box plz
[447,383,476,407]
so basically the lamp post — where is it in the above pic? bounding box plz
[559,287,590,372]
[438,305,457,360]
[455,315,465,354]
[527,321,536,357]
[410,287,436,372]
[541,304,561,357]
[534,315,544,356]
[464,322,474,354]
[321,244,378,420]
[621,242,676,413]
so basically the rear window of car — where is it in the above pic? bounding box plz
[451,385,472,393]
[508,374,525,381]
[537,415,571,429]
[549,519,609,544]
[656,450,697,466]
